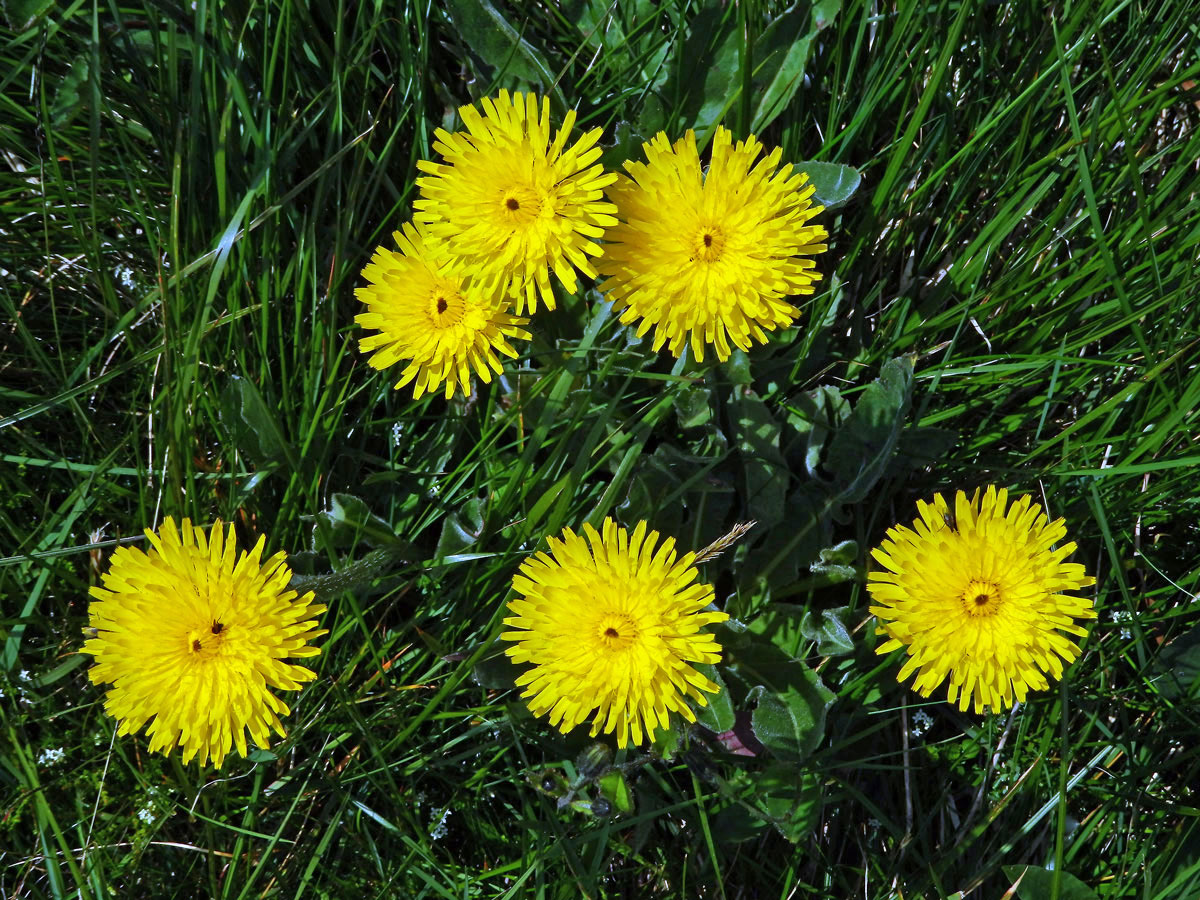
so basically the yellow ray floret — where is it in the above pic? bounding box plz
[597,126,828,363]
[501,519,729,748]
[355,222,531,400]
[414,90,618,314]
[84,518,327,767]
[867,486,1097,713]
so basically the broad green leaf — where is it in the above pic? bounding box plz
[50,53,89,128]
[753,765,822,842]
[598,770,635,815]
[652,718,682,759]
[692,663,735,733]
[473,650,518,690]
[1002,866,1100,900]
[749,1,841,133]
[436,496,487,559]
[1152,627,1200,701]
[795,160,862,210]
[1,0,52,30]
[443,0,560,98]
[747,603,807,656]
[744,648,835,762]
[673,383,713,429]
[731,388,788,530]
[219,374,289,467]
[783,384,849,480]
[314,493,398,549]
[669,1,741,142]
[809,540,859,585]
[828,357,914,503]
[799,605,855,656]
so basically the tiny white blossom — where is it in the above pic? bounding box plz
[17,669,31,682]
[114,265,136,289]
[391,421,404,446]
[137,805,156,824]
[38,747,65,766]
[911,709,934,737]
[429,807,452,840]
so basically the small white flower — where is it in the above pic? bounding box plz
[137,805,156,824]
[429,807,452,841]
[911,709,934,737]
[17,669,31,682]
[114,265,136,289]
[38,747,65,766]
[391,421,404,446]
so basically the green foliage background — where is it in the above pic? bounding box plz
[2,0,1200,897]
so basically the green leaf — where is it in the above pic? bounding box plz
[1001,866,1100,900]
[750,1,841,133]
[692,663,735,733]
[670,0,741,141]
[795,160,862,210]
[753,765,823,842]
[219,374,289,467]
[652,718,682,760]
[314,493,398,549]
[436,496,487,559]
[50,53,89,129]
[1,0,52,31]
[828,357,914,503]
[1153,627,1200,701]
[442,0,560,98]
[673,383,713,429]
[783,384,849,479]
[744,650,835,762]
[799,605,855,657]
[598,770,635,815]
[25,654,87,688]
[809,540,859,585]
[731,388,788,530]
[473,651,518,690]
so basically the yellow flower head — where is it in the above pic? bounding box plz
[414,90,618,314]
[597,126,829,363]
[867,487,1097,713]
[84,518,328,767]
[502,519,729,748]
[355,222,532,400]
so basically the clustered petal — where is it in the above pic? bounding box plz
[501,519,729,747]
[415,90,618,315]
[357,94,833,398]
[355,223,532,400]
[84,518,327,767]
[867,486,1097,713]
[597,126,829,362]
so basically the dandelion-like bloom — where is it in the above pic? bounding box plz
[502,519,729,747]
[355,222,531,399]
[84,518,327,767]
[414,90,618,314]
[597,126,829,363]
[867,487,1096,713]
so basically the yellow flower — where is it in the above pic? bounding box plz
[414,90,618,314]
[597,126,829,363]
[867,487,1096,713]
[502,519,729,747]
[84,518,327,767]
[355,222,531,400]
